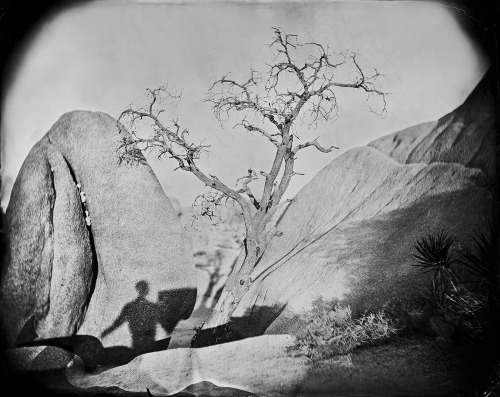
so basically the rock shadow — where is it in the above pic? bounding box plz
[191,303,286,348]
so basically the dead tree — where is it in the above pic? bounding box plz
[117,27,387,346]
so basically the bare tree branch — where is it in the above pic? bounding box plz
[117,86,254,223]
[292,138,339,154]
[235,119,280,146]
[236,168,261,209]
[191,190,235,223]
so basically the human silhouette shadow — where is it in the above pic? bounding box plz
[13,281,196,372]
[101,280,171,356]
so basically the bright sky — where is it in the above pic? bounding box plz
[1,0,489,208]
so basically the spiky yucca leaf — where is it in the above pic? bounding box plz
[459,231,495,283]
[413,231,455,270]
[412,231,460,289]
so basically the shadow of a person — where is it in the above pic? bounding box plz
[101,280,161,354]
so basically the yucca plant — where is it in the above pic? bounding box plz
[459,231,496,290]
[416,278,455,313]
[413,231,459,292]
[459,231,499,338]
[412,231,493,342]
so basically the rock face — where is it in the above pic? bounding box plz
[229,71,495,337]
[1,141,94,348]
[1,111,196,357]
[368,71,496,182]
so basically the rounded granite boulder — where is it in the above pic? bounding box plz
[1,111,197,365]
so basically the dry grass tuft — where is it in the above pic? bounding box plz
[292,298,398,361]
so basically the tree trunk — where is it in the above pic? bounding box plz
[191,240,258,347]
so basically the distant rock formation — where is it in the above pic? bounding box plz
[229,70,496,337]
[184,205,245,310]
[0,111,196,359]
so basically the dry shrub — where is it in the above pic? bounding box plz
[293,298,398,361]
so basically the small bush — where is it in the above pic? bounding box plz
[293,298,398,361]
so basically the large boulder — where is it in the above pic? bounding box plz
[228,70,495,337]
[368,69,496,181]
[1,111,196,359]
